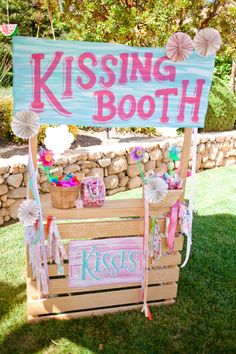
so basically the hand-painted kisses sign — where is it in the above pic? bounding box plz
[69,237,143,287]
[13,36,215,128]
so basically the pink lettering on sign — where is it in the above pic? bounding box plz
[69,237,143,288]
[177,79,205,122]
[31,52,71,116]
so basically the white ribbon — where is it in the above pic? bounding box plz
[181,128,198,268]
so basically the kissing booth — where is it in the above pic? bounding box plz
[12,31,220,321]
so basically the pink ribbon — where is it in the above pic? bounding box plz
[167,200,179,252]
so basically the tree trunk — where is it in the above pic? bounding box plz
[229,59,236,94]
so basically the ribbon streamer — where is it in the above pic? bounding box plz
[25,224,48,296]
[28,141,49,281]
[46,216,68,275]
[181,128,198,268]
[167,200,179,252]
[141,196,152,320]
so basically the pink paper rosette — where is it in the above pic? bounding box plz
[166,32,193,63]
[194,28,222,57]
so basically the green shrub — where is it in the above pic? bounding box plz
[204,77,236,132]
[0,96,14,140]
[117,127,159,136]
[0,96,79,144]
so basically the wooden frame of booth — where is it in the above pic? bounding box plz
[26,128,192,322]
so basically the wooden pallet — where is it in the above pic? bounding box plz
[27,192,184,322]
[27,128,192,322]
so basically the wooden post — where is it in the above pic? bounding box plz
[179,128,192,196]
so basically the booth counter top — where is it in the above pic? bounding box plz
[41,189,184,220]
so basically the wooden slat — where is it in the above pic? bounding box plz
[28,251,182,278]
[44,219,181,240]
[27,266,180,298]
[152,252,182,267]
[44,219,144,240]
[27,283,177,316]
[180,128,192,194]
[58,235,183,255]
[28,299,175,322]
[41,190,183,220]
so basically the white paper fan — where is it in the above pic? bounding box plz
[144,175,168,204]
[18,199,39,226]
[166,32,193,62]
[11,111,39,139]
[194,28,222,57]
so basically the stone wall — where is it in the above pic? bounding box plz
[0,131,236,225]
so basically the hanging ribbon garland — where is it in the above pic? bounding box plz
[141,196,153,320]
[28,141,49,283]
[46,215,68,275]
[25,223,48,296]
[181,128,198,268]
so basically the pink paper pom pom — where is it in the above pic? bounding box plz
[166,32,193,62]
[194,28,222,57]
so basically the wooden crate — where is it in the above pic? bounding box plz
[27,191,184,322]
[27,129,192,322]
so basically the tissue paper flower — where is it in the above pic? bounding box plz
[144,175,168,204]
[11,111,39,140]
[168,145,181,161]
[44,125,74,154]
[38,148,55,167]
[166,32,193,62]
[18,199,39,226]
[194,28,222,57]
[130,146,145,162]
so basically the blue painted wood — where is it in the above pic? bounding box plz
[13,36,215,128]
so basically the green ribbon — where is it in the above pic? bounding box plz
[137,160,145,183]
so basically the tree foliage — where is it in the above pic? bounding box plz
[0,0,235,87]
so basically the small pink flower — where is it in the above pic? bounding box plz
[38,148,55,167]
[166,32,193,62]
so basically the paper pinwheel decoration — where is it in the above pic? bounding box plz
[166,32,193,62]
[194,28,222,57]
[144,175,168,204]
[18,199,39,226]
[11,111,39,140]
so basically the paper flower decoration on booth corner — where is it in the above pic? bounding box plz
[44,125,74,154]
[168,145,181,162]
[166,32,193,62]
[38,148,55,167]
[11,111,39,140]
[130,146,146,181]
[130,146,145,161]
[144,175,168,204]
[194,28,222,57]
[18,199,39,226]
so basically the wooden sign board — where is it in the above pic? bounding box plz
[69,237,143,287]
[13,36,215,128]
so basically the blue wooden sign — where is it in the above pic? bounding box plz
[13,36,215,128]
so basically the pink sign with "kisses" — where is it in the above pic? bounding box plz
[69,237,143,288]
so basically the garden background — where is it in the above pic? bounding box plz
[0,0,236,139]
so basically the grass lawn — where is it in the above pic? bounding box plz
[0,166,235,354]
